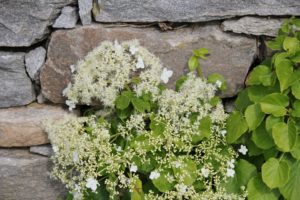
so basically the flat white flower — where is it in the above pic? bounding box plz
[129,45,137,55]
[149,171,160,180]
[136,56,145,69]
[86,177,98,192]
[238,145,248,155]
[177,184,187,193]
[130,164,138,173]
[66,100,76,111]
[70,65,76,73]
[73,151,79,163]
[227,159,235,169]
[116,146,122,152]
[220,130,227,137]
[62,83,71,96]
[201,167,210,178]
[226,168,235,177]
[160,68,173,84]
[215,80,222,88]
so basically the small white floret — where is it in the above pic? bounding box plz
[52,145,59,153]
[177,184,187,193]
[238,145,248,155]
[65,100,76,111]
[149,171,160,180]
[201,167,210,178]
[136,56,145,69]
[173,161,182,168]
[226,168,235,177]
[70,65,76,73]
[220,130,227,137]
[130,164,138,173]
[160,68,173,84]
[73,151,79,163]
[227,159,235,169]
[215,80,222,88]
[86,177,99,192]
[129,45,137,55]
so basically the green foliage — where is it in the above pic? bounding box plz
[229,17,300,199]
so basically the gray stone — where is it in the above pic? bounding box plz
[224,99,236,113]
[53,6,78,29]
[93,0,300,23]
[40,24,257,103]
[30,145,54,157]
[0,149,66,200]
[0,103,76,147]
[37,92,47,104]
[221,17,284,37]
[78,0,93,25]
[25,47,46,82]
[0,52,35,107]
[0,0,75,47]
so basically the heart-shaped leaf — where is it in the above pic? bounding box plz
[245,104,265,130]
[272,122,297,152]
[259,93,289,116]
[226,111,248,143]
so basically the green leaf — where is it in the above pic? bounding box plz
[259,93,289,116]
[150,118,166,136]
[280,160,300,200]
[224,159,257,194]
[247,176,280,200]
[275,59,296,91]
[283,37,299,55]
[273,52,289,68]
[291,137,300,160]
[132,155,157,173]
[291,100,300,117]
[188,55,199,71]
[246,65,274,86]
[132,98,150,113]
[265,115,283,133]
[175,75,188,91]
[234,89,252,112]
[226,111,248,143]
[247,84,280,103]
[131,178,144,200]
[272,122,297,152]
[267,35,285,50]
[152,169,175,192]
[292,80,300,99]
[245,104,265,130]
[251,124,275,150]
[262,158,290,189]
[116,94,131,110]
[84,183,110,200]
[193,48,209,59]
[172,158,197,186]
[291,51,300,63]
[207,73,227,91]
[199,116,212,138]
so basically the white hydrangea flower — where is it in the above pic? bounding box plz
[220,130,227,137]
[215,80,222,88]
[73,151,79,163]
[52,145,59,153]
[70,65,76,73]
[130,164,138,173]
[227,159,235,169]
[116,146,122,152]
[238,145,248,155]
[65,100,76,111]
[201,167,210,178]
[177,183,187,193]
[149,171,160,180]
[136,56,145,69]
[226,168,235,177]
[129,45,137,55]
[160,68,173,84]
[86,177,98,192]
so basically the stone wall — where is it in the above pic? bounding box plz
[0,0,299,199]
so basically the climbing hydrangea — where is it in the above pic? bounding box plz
[45,40,243,200]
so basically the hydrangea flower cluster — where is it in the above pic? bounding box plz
[45,40,243,200]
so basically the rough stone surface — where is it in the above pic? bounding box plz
[25,47,47,82]
[0,103,75,147]
[53,6,78,29]
[0,149,66,200]
[40,24,257,103]
[30,145,54,157]
[93,0,300,23]
[0,52,35,107]
[78,0,93,25]
[221,17,284,37]
[0,0,75,47]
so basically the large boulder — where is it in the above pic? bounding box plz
[0,149,66,200]
[93,0,300,22]
[0,0,75,47]
[40,24,257,103]
[0,103,76,147]
[0,51,35,107]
